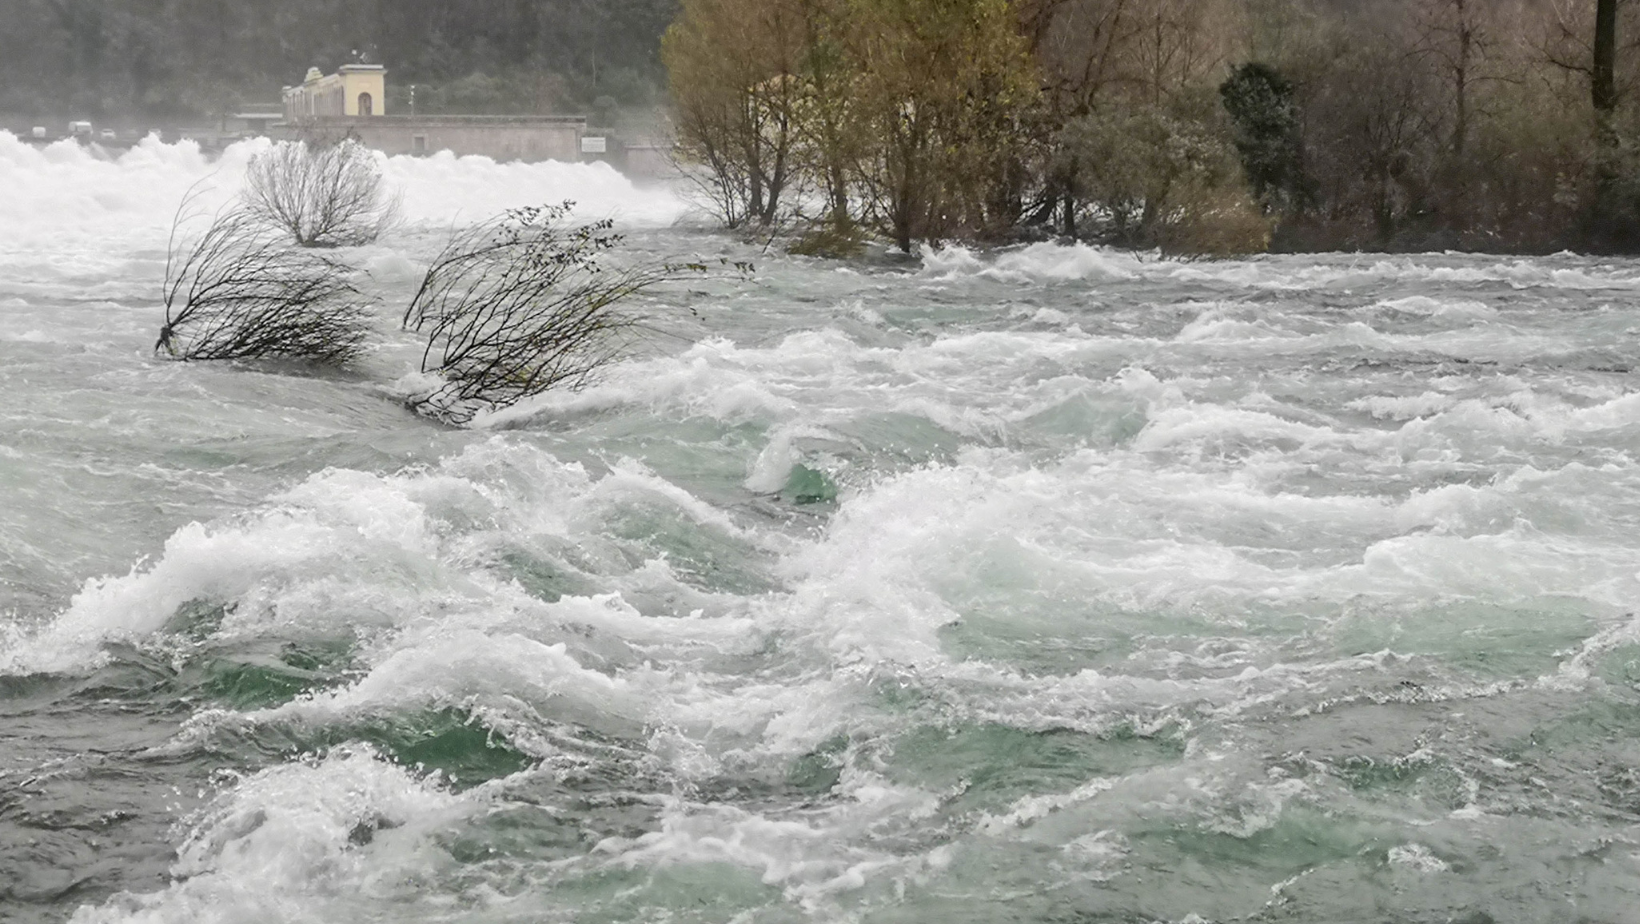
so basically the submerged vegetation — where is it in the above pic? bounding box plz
[156,208,372,364]
[159,156,705,422]
[664,0,1640,256]
[403,204,722,424]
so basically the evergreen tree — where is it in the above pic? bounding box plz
[1219,62,1310,215]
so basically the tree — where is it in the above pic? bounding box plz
[1057,102,1268,253]
[846,0,1043,251]
[663,0,807,228]
[1411,0,1491,158]
[1595,0,1617,115]
[663,0,1042,250]
[790,0,861,232]
[241,138,401,248]
[1220,62,1309,214]
[401,203,713,424]
[652,0,1640,253]
[156,208,372,364]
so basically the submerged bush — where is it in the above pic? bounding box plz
[156,208,372,364]
[402,203,714,424]
[242,138,400,248]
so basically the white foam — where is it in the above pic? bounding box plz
[745,422,852,494]
[70,747,471,924]
[1386,843,1450,873]
[1370,295,1499,321]
[921,241,1143,283]
[0,130,688,258]
[1348,392,1457,420]
[912,239,1640,291]
[599,780,943,912]
[0,438,761,677]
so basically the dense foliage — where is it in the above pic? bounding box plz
[0,0,678,119]
[665,0,1640,254]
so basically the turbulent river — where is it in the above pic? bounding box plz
[3,133,1640,924]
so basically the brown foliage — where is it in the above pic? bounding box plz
[664,0,1640,254]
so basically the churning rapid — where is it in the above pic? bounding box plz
[4,133,1640,924]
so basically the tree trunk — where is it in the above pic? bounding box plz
[1594,0,1617,114]
[1453,0,1471,157]
[828,167,849,226]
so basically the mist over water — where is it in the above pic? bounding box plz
[4,133,1640,924]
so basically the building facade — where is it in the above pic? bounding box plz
[278,63,587,163]
[283,64,386,121]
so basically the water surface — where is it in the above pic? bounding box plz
[3,133,1640,923]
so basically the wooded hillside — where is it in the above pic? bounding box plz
[0,0,677,119]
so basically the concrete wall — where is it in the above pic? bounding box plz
[288,116,586,163]
[623,144,681,179]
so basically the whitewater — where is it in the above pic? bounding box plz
[3,132,1639,924]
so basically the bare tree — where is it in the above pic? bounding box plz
[241,138,401,248]
[1531,0,1638,114]
[402,204,719,424]
[1412,0,1495,158]
[156,208,372,364]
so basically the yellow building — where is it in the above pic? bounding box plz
[275,61,588,164]
[282,64,386,121]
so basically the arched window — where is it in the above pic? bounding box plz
[357,92,373,116]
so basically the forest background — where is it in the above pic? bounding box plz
[0,0,677,128]
[666,0,1640,255]
[7,0,1640,254]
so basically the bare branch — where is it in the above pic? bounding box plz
[402,203,731,425]
[241,138,401,248]
[156,208,373,364]
[400,204,741,423]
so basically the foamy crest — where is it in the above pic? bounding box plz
[1368,295,1499,321]
[71,747,470,924]
[600,776,946,912]
[921,241,1144,283]
[914,240,1640,291]
[0,438,763,677]
[1386,843,1451,873]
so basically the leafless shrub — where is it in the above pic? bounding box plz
[155,208,372,364]
[242,138,400,248]
[402,203,724,425]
